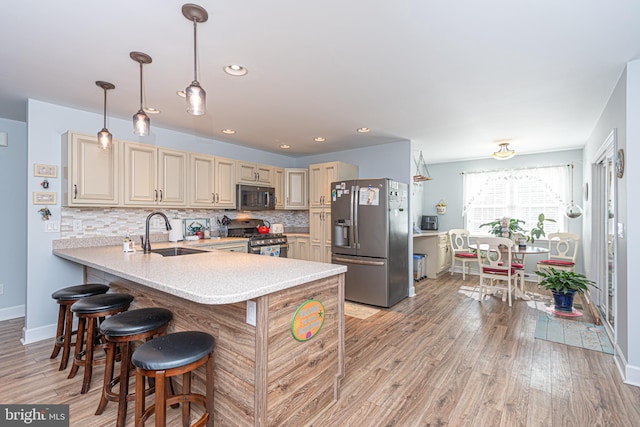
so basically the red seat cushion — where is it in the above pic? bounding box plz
[511,263,524,269]
[539,260,575,266]
[455,253,476,259]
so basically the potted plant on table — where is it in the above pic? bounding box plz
[479,217,526,239]
[536,267,597,313]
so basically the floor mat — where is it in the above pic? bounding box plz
[344,301,380,319]
[534,313,613,354]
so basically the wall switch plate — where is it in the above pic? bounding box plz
[44,221,60,233]
[72,220,82,232]
[246,300,256,326]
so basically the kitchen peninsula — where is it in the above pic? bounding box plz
[53,242,346,426]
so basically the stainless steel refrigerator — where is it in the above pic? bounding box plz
[331,178,409,307]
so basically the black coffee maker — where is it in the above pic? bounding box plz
[420,215,438,230]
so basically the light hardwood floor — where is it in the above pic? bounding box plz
[2,275,639,426]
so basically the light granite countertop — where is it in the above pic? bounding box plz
[53,242,346,305]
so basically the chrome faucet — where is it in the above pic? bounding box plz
[141,212,172,253]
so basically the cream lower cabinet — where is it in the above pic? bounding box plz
[61,132,120,206]
[413,232,451,279]
[236,161,273,185]
[287,235,310,260]
[309,209,332,263]
[123,142,187,207]
[189,153,236,208]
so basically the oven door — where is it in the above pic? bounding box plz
[250,244,288,257]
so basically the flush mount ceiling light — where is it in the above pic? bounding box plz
[130,51,152,136]
[95,81,115,150]
[314,137,326,142]
[144,107,161,115]
[492,142,516,160]
[224,64,248,76]
[279,144,291,149]
[182,3,208,115]
[221,129,236,134]
[565,163,583,219]
[357,127,371,133]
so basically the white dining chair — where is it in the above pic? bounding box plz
[474,237,524,307]
[448,229,476,280]
[537,232,580,274]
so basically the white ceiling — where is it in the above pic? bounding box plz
[1,1,639,162]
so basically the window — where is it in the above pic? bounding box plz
[463,165,568,236]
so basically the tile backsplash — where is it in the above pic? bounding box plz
[60,207,309,240]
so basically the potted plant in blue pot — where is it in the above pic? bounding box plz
[536,267,597,312]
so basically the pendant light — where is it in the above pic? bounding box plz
[130,52,152,136]
[565,163,583,219]
[492,142,516,160]
[96,81,115,150]
[182,3,208,116]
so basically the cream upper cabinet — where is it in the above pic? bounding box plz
[123,141,187,207]
[61,132,120,206]
[189,154,236,208]
[285,168,308,210]
[309,161,358,208]
[213,156,236,208]
[236,161,274,185]
[189,153,216,207]
[274,167,285,209]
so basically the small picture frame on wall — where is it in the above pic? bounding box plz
[33,192,57,205]
[34,163,58,178]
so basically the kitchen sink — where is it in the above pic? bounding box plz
[150,247,209,257]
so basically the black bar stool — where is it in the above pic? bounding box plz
[132,331,215,427]
[69,293,134,394]
[50,284,110,371]
[95,307,173,427]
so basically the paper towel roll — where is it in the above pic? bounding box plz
[168,219,184,242]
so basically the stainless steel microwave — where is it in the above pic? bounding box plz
[237,184,275,210]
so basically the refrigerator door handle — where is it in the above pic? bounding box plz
[349,185,356,249]
[333,257,385,267]
[353,185,359,249]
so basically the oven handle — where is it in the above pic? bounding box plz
[249,244,289,253]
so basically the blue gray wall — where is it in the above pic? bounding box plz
[0,118,27,320]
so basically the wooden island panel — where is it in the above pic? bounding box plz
[85,266,344,426]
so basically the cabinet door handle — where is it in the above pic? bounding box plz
[73,184,78,199]
[159,190,163,202]
[154,189,158,201]
[216,193,220,203]
[212,193,215,203]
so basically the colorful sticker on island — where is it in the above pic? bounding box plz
[291,300,325,342]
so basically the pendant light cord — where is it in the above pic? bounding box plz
[570,163,574,204]
[139,62,144,110]
[103,87,107,129]
[193,18,198,82]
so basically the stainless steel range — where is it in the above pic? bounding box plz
[227,218,288,257]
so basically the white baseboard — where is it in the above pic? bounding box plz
[21,322,57,345]
[0,304,25,321]
[613,343,640,387]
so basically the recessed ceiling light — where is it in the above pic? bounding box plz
[314,137,326,142]
[224,64,248,76]
[279,144,291,149]
[357,127,371,133]
[221,129,236,134]
[176,90,186,98]
[143,107,161,115]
